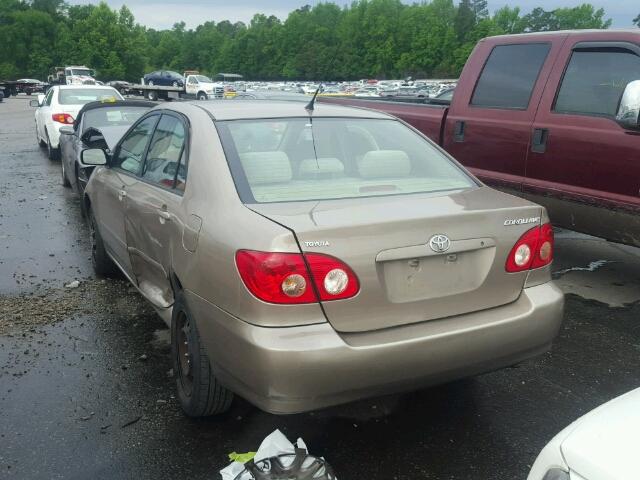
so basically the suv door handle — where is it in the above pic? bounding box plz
[531,128,549,153]
[453,121,465,142]
[158,207,171,223]
[118,189,127,201]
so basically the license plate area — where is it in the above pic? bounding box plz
[380,247,496,303]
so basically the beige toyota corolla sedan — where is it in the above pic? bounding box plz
[80,100,564,416]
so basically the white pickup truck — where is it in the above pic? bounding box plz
[133,72,224,101]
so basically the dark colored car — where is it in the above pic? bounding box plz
[323,29,640,248]
[59,100,155,203]
[107,80,131,95]
[143,71,184,87]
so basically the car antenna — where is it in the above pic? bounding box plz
[305,85,321,114]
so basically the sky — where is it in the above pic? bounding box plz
[68,0,639,30]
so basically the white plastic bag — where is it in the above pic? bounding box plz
[220,429,307,480]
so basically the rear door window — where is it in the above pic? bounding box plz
[471,43,551,109]
[553,48,640,117]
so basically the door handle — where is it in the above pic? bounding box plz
[453,121,465,142]
[118,189,127,201]
[158,207,171,223]
[531,128,549,153]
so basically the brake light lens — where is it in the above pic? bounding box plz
[305,253,359,301]
[235,250,359,304]
[505,223,554,273]
[52,113,74,124]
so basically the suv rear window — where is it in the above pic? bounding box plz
[471,43,550,109]
[218,118,474,204]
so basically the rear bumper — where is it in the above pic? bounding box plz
[46,120,62,148]
[188,282,564,414]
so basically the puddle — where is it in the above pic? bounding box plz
[554,260,615,277]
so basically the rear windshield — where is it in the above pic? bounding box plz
[217,118,474,203]
[58,89,123,105]
[82,106,150,132]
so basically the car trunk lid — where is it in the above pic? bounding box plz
[249,186,543,333]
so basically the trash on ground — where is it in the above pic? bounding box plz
[228,451,257,464]
[220,429,336,480]
[64,280,80,289]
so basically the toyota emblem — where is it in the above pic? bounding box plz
[429,234,451,253]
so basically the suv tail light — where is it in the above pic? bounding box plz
[52,113,74,124]
[235,250,359,304]
[505,223,554,273]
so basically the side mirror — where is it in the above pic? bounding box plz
[29,99,40,107]
[616,80,640,130]
[59,126,74,135]
[81,148,107,166]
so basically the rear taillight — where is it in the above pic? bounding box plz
[505,223,554,273]
[304,253,359,301]
[52,113,74,124]
[235,250,359,304]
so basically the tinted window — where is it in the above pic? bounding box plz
[554,49,640,117]
[112,116,158,174]
[58,88,122,105]
[142,115,186,189]
[471,43,550,109]
[219,118,473,204]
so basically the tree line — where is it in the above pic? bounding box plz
[0,0,622,82]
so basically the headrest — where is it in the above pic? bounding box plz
[298,158,345,177]
[357,150,411,179]
[240,151,292,185]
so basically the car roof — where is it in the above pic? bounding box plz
[183,100,393,120]
[77,99,156,115]
[486,28,640,41]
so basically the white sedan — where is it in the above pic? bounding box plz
[30,85,123,160]
[528,387,640,480]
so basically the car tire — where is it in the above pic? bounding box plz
[88,208,117,277]
[61,158,71,188]
[146,90,158,101]
[172,291,233,417]
[46,132,60,161]
[197,92,207,100]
